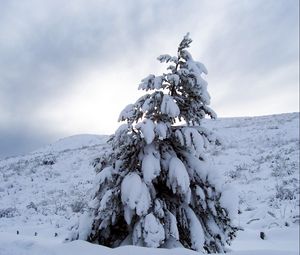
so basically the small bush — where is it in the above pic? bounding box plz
[70,201,86,213]
[0,208,19,218]
[275,185,295,200]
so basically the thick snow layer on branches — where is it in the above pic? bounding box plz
[142,154,160,184]
[118,104,135,122]
[138,74,164,91]
[142,145,161,184]
[166,73,180,86]
[143,213,165,248]
[167,157,190,195]
[185,207,205,252]
[136,119,155,144]
[184,154,209,181]
[160,95,180,118]
[121,173,143,209]
[121,173,151,220]
[164,211,179,241]
[155,122,168,140]
[175,128,206,157]
[92,166,113,192]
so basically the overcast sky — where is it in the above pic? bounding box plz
[0,0,299,158]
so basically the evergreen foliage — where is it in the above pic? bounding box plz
[84,34,236,253]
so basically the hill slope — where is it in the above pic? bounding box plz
[0,113,299,254]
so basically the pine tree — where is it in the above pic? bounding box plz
[82,34,236,253]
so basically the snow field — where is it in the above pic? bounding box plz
[0,113,299,254]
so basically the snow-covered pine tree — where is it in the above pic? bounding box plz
[84,34,236,253]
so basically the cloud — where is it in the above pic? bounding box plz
[0,0,298,157]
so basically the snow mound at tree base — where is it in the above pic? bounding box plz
[0,229,298,255]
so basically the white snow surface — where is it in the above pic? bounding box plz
[0,113,299,255]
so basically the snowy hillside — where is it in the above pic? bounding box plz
[0,113,299,254]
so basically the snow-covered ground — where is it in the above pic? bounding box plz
[0,113,299,254]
